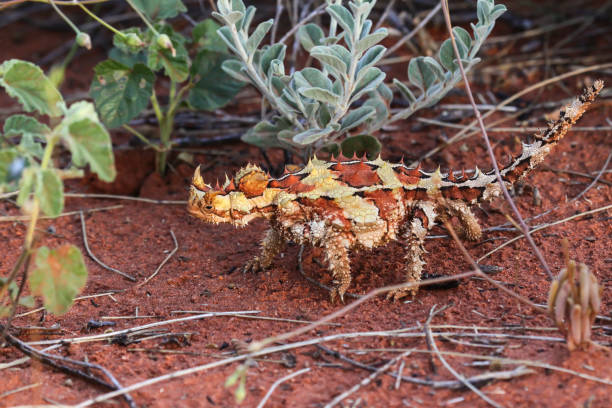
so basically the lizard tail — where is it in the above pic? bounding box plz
[500,80,604,184]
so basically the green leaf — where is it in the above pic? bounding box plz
[329,45,352,70]
[221,10,244,26]
[16,166,35,206]
[29,245,88,315]
[356,45,385,76]
[293,68,332,92]
[438,38,468,72]
[0,60,63,117]
[4,114,50,138]
[355,28,387,55]
[0,148,18,185]
[292,127,333,145]
[453,27,472,51]
[490,4,508,21]
[188,51,244,110]
[393,79,416,104]
[221,59,250,82]
[340,106,376,132]
[130,0,186,20]
[408,57,437,91]
[35,168,63,217]
[298,24,324,52]
[340,134,381,160]
[246,19,273,55]
[108,47,148,68]
[239,6,256,32]
[217,26,239,54]
[4,115,48,159]
[147,27,190,82]
[327,4,355,35]
[18,134,44,159]
[58,101,116,182]
[422,57,445,81]
[299,87,339,105]
[310,46,347,77]
[192,19,227,52]
[350,67,384,102]
[362,98,388,132]
[241,117,292,149]
[90,60,155,128]
[260,43,286,76]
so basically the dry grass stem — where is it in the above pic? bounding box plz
[256,368,311,408]
[79,211,136,281]
[425,303,503,408]
[0,205,122,223]
[137,229,178,287]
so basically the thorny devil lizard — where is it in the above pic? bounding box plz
[187,81,603,302]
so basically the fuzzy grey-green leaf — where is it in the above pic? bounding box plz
[35,169,63,217]
[355,29,387,55]
[298,24,324,52]
[221,59,250,82]
[356,45,385,76]
[340,106,376,131]
[293,68,332,91]
[0,60,63,117]
[408,57,437,91]
[260,43,286,76]
[327,4,354,35]
[350,67,384,102]
[4,114,50,138]
[292,127,333,145]
[299,87,339,105]
[246,19,273,55]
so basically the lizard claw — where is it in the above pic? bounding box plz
[386,287,417,302]
[329,286,345,304]
[243,257,265,274]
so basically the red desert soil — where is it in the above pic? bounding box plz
[1,3,612,408]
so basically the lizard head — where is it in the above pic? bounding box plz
[187,164,271,227]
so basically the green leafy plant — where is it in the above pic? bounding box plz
[86,1,244,174]
[0,59,115,317]
[214,0,506,159]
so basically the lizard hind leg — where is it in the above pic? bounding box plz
[322,235,352,303]
[243,227,285,273]
[442,201,482,241]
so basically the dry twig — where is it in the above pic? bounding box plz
[79,211,136,281]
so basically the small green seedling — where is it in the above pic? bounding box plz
[0,59,116,317]
[88,1,244,174]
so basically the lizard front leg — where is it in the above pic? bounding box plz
[322,235,352,303]
[244,227,285,273]
[388,213,428,301]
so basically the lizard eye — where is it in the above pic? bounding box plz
[204,205,213,210]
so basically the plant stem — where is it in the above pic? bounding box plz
[124,0,159,35]
[47,0,81,35]
[77,2,126,38]
[122,124,161,151]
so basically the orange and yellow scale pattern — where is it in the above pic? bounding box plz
[188,81,603,302]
